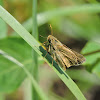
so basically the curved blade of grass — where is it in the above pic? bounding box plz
[66,69,100,85]
[0,50,48,100]
[11,4,100,37]
[32,0,39,100]
[23,4,100,29]
[37,4,100,25]
[0,6,86,100]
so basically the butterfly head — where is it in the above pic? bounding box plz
[47,35,58,44]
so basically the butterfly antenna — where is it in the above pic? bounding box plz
[43,41,47,45]
[39,35,47,38]
[49,24,53,35]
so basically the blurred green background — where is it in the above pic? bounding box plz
[0,0,100,100]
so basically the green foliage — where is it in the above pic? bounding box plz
[13,4,100,40]
[0,38,32,92]
[32,0,39,100]
[0,1,100,100]
[0,5,87,100]
[0,38,47,100]
[0,38,44,92]
[82,41,100,77]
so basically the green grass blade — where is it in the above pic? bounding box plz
[32,0,39,100]
[0,6,86,100]
[11,4,100,37]
[24,4,100,29]
[32,0,38,82]
[37,4,100,25]
[66,69,100,85]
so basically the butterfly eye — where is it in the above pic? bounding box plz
[55,40,57,42]
[48,39,51,43]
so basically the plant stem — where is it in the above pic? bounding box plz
[32,0,39,100]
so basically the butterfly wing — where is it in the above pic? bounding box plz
[55,50,71,70]
[57,44,86,66]
[47,43,71,70]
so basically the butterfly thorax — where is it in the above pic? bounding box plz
[47,35,63,49]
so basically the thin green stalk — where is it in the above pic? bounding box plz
[0,6,87,100]
[32,0,39,100]
[0,1,6,99]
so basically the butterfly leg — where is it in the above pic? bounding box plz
[52,59,53,66]
[41,41,48,46]
[56,53,67,70]
[51,53,56,66]
[44,52,48,58]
